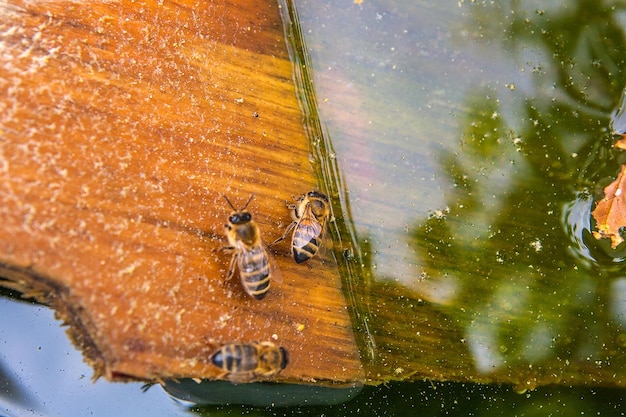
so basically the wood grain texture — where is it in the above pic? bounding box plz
[0,0,363,385]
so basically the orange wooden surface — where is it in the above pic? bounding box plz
[0,0,363,385]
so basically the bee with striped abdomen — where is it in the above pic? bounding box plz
[221,194,275,299]
[210,341,289,383]
[270,190,330,263]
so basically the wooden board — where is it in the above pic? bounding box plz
[0,0,363,386]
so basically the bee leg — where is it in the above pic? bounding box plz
[214,245,234,253]
[227,372,255,384]
[288,203,298,221]
[217,370,248,384]
[226,252,238,280]
[268,221,296,248]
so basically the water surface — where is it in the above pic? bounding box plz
[292,0,626,389]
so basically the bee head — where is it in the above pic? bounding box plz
[223,194,255,225]
[307,190,328,202]
[307,191,329,219]
[229,212,252,225]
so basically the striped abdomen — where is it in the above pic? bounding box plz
[210,342,289,383]
[238,244,271,299]
[292,221,323,264]
[211,343,259,374]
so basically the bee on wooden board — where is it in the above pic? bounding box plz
[210,341,289,383]
[221,194,277,300]
[270,190,331,264]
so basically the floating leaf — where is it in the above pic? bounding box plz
[592,165,626,248]
[615,134,626,150]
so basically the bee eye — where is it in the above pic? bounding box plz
[229,213,251,224]
[312,200,324,212]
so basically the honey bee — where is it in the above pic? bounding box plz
[221,194,275,299]
[210,341,289,383]
[270,190,330,263]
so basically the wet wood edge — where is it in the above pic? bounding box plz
[277,0,387,384]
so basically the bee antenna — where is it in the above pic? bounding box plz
[223,193,255,211]
[241,193,255,210]
[222,195,237,211]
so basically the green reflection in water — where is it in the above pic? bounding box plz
[190,381,625,417]
[291,0,626,389]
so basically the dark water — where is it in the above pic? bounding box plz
[0,293,186,417]
[4,0,626,415]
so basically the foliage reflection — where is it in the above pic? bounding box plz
[397,0,626,387]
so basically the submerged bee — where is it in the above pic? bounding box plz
[210,341,289,383]
[221,194,275,299]
[270,190,330,263]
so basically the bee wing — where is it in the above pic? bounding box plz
[316,220,331,260]
[293,216,329,262]
[292,219,323,248]
[266,245,283,284]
